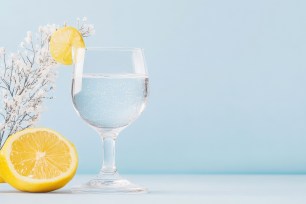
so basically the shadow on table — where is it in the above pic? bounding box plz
[0,190,73,194]
[1,190,175,195]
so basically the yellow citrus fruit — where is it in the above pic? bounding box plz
[50,26,85,65]
[0,176,4,183]
[0,128,78,192]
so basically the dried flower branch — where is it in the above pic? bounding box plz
[0,18,95,147]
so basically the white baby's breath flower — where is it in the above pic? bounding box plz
[20,42,25,48]
[88,24,95,35]
[82,16,87,22]
[10,53,16,59]
[0,47,5,56]
[49,24,57,33]
[24,37,31,44]
[88,24,94,29]
[29,106,36,112]
[41,26,49,34]
[38,26,43,33]
[26,31,32,38]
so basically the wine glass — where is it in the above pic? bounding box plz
[71,47,149,193]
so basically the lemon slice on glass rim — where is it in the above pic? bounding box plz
[0,128,78,192]
[50,26,85,65]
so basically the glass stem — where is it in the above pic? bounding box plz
[100,134,117,175]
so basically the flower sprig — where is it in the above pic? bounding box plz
[77,17,95,37]
[0,18,95,147]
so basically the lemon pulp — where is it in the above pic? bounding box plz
[50,26,85,65]
[0,128,78,192]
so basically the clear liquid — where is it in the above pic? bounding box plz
[72,74,148,129]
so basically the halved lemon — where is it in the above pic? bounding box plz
[0,176,4,183]
[50,26,85,65]
[0,128,78,192]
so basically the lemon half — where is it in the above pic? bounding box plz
[0,128,78,192]
[50,26,85,65]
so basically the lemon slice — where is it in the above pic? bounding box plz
[0,128,78,192]
[50,26,85,65]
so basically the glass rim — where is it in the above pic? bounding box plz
[83,47,144,52]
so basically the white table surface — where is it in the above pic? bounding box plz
[1,174,306,204]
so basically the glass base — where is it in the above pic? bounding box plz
[71,173,147,194]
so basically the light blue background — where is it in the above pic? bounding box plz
[1,0,306,174]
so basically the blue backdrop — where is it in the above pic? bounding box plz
[1,0,306,174]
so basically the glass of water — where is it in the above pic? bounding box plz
[71,47,149,193]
